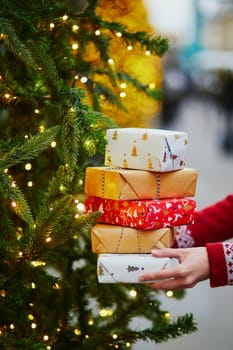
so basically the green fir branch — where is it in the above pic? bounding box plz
[0,126,59,169]
[0,17,36,68]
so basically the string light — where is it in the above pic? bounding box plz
[43,335,49,341]
[127,45,133,50]
[72,43,79,51]
[128,289,137,298]
[11,201,17,208]
[145,50,151,56]
[99,308,113,317]
[95,29,101,36]
[149,82,156,89]
[39,125,45,133]
[119,92,126,98]
[112,333,118,339]
[80,76,88,83]
[0,290,6,298]
[62,14,68,21]
[51,141,56,148]
[166,290,174,298]
[49,23,55,30]
[9,324,15,330]
[34,109,40,114]
[27,181,33,187]
[108,58,114,65]
[74,328,82,335]
[126,342,131,348]
[72,25,79,32]
[120,82,127,89]
[25,163,32,170]
[116,32,122,37]
[88,319,94,326]
[31,282,36,289]
[31,323,37,329]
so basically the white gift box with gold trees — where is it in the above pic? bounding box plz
[104,128,188,172]
[97,253,179,283]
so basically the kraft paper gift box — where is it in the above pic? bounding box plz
[85,196,196,229]
[91,224,175,254]
[104,128,188,172]
[85,166,198,200]
[97,253,179,283]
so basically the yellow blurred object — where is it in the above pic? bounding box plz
[83,0,163,127]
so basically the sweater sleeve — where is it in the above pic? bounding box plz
[206,242,233,287]
[173,194,233,248]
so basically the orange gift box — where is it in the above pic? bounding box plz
[85,166,197,200]
[91,224,175,254]
[85,196,196,229]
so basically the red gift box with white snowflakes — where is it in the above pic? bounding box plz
[85,196,196,230]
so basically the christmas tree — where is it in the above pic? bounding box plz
[0,1,197,349]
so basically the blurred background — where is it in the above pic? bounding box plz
[135,0,233,349]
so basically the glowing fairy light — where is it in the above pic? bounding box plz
[0,290,6,297]
[24,134,29,139]
[74,328,82,335]
[39,125,45,132]
[43,335,49,341]
[149,82,156,89]
[128,289,137,298]
[116,32,122,37]
[34,109,40,114]
[99,308,113,317]
[11,201,17,208]
[31,282,36,289]
[108,58,114,65]
[51,141,56,148]
[25,163,32,170]
[164,312,171,320]
[112,333,118,339]
[4,93,10,99]
[127,45,133,50]
[49,22,55,29]
[126,342,131,347]
[27,181,33,187]
[88,319,94,326]
[11,181,16,187]
[120,82,127,89]
[28,314,34,320]
[85,335,89,339]
[46,237,52,243]
[72,24,79,32]
[62,14,68,21]
[76,202,85,213]
[95,29,101,36]
[9,324,15,330]
[166,290,174,298]
[74,75,79,80]
[120,92,126,98]
[18,251,23,258]
[80,76,88,83]
[145,50,151,56]
[72,42,79,50]
[31,322,37,329]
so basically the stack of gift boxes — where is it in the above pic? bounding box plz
[85,128,198,283]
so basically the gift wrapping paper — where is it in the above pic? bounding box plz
[85,196,196,229]
[104,128,188,172]
[97,253,179,283]
[85,166,197,200]
[91,224,175,254]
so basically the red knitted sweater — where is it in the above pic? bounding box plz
[173,194,233,287]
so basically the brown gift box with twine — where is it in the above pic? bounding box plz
[91,224,175,254]
[85,166,198,200]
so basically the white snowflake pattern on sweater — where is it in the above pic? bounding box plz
[223,242,233,285]
[175,225,195,248]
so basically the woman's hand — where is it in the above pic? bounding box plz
[138,247,210,290]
